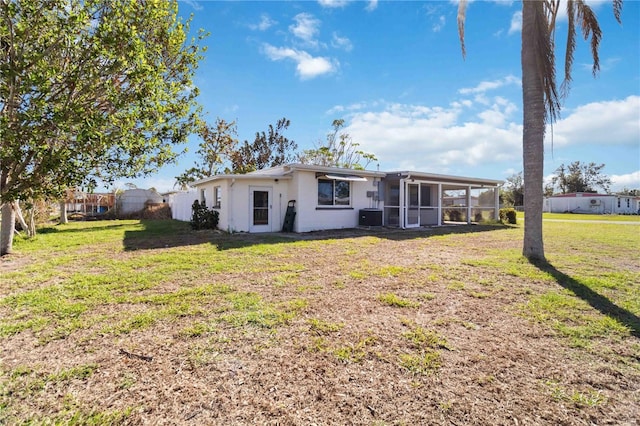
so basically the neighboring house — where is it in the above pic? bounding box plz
[66,191,115,215]
[188,163,503,233]
[544,192,640,215]
[117,188,164,215]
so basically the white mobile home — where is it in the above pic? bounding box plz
[188,164,503,233]
[544,192,640,215]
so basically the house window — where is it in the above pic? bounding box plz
[213,186,222,209]
[627,198,630,208]
[200,189,206,204]
[318,179,350,206]
[618,198,621,208]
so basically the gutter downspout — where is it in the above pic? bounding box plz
[399,177,406,229]
[494,185,500,220]
[437,183,442,226]
[466,185,472,224]
[229,178,235,232]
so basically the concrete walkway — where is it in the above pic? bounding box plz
[541,219,640,225]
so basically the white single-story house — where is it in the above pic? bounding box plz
[187,163,503,233]
[544,192,640,215]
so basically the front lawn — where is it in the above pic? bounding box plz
[1,219,638,424]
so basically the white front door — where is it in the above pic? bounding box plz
[406,183,420,227]
[249,186,272,233]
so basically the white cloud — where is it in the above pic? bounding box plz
[477,97,518,127]
[490,0,515,5]
[459,75,520,94]
[549,96,640,147]
[555,0,612,21]
[343,99,522,172]
[249,14,277,31]
[331,32,353,51]
[365,0,378,12]
[611,171,640,192]
[318,0,349,8]
[181,0,203,11]
[224,104,239,113]
[326,101,380,116]
[289,13,321,46]
[508,11,522,35]
[580,57,621,73]
[262,44,337,80]
[432,16,446,32]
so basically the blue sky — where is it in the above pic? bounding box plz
[121,0,640,193]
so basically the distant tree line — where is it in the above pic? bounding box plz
[501,161,637,208]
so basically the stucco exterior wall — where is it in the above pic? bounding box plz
[197,178,290,233]
[291,170,382,233]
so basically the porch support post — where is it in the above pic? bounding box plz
[494,186,500,220]
[399,178,405,229]
[466,185,471,224]
[437,183,442,226]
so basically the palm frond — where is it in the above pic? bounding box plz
[534,1,561,123]
[457,0,468,59]
[575,0,602,77]
[613,0,623,23]
[562,0,577,97]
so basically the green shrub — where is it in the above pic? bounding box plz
[190,200,219,230]
[499,208,517,224]
[445,209,462,222]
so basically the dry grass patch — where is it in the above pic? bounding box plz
[0,219,638,424]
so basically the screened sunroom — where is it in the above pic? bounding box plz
[382,172,503,228]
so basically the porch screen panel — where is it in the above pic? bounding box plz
[420,185,432,206]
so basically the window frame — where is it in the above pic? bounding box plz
[213,186,222,209]
[317,178,352,207]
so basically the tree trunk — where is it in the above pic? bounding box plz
[521,1,546,261]
[14,202,32,237]
[27,206,36,237]
[59,200,68,224]
[1,203,16,256]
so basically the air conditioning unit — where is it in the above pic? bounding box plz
[590,199,601,206]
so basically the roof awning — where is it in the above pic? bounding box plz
[317,173,368,182]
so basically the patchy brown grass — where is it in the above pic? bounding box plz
[0,220,638,425]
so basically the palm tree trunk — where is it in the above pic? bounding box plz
[521,1,545,261]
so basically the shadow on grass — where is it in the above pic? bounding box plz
[532,260,640,339]
[122,220,211,251]
[122,220,516,251]
[39,222,134,234]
